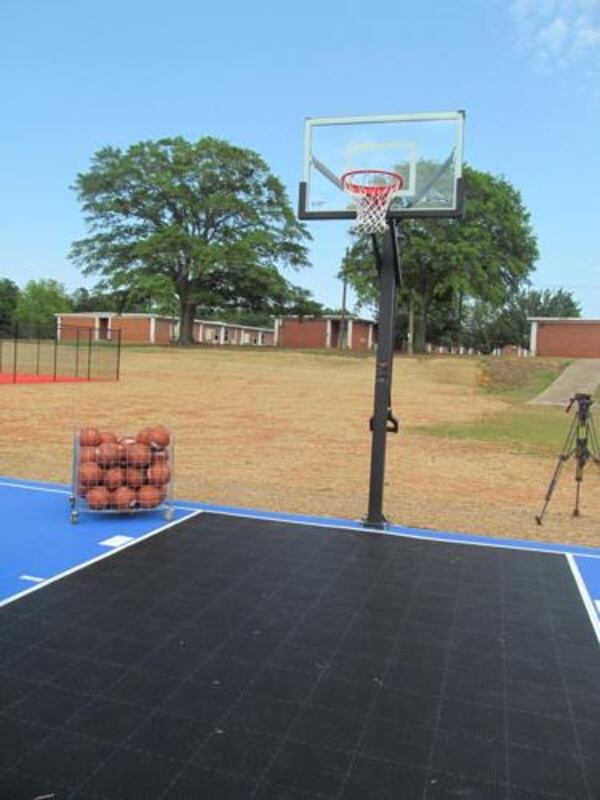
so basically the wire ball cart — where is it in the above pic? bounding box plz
[70,425,175,524]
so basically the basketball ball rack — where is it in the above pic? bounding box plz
[69,430,175,524]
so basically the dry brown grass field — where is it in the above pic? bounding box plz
[1,346,599,548]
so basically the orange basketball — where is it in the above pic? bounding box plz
[79,462,103,488]
[151,449,169,464]
[125,442,152,467]
[136,428,154,446]
[104,466,125,490]
[79,446,98,463]
[99,431,118,444]
[111,485,137,510]
[97,442,122,468]
[137,485,164,509]
[86,486,111,510]
[80,427,103,447]
[125,467,145,488]
[147,463,171,486]
[150,425,170,449]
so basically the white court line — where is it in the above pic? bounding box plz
[19,575,45,583]
[566,553,600,646]
[0,480,70,495]
[198,507,600,558]
[4,476,600,643]
[0,479,197,514]
[3,478,600,559]
[0,510,203,609]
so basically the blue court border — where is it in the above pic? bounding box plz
[1,476,599,641]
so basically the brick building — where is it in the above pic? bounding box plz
[529,318,600,358]
[274,315,376,351]
[56,313,274,346]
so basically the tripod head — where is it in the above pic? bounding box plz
[566,393,593,422]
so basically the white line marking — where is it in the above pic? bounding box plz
[0,480,70,495]
[566,554,600,646]
[595,599,600,615]
[19,575,45,583]
[197,508,600,558]
[99,535,135,548]
[0,510,203,609]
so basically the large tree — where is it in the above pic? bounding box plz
[14,279,72,329]
[70,137,310,343]
[464,288,582,351]
[340,165,539,351]
[0,278,20,329]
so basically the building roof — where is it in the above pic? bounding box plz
[278,315,376,324]
[528,317,600,323]
[56,312,273,332]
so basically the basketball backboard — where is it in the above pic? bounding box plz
[298,111,465,221]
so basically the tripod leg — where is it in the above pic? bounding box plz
[536,455,568,525]
[536,415,579,525]
[573,476,582,516]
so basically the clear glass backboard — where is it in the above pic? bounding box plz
[298,111,465,220]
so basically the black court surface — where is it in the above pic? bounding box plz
[0,513,599,799]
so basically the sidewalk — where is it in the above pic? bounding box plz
[529,359,600,406]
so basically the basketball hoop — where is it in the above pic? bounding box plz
[341,169,404,234]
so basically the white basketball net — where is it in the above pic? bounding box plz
[342,170,404,234]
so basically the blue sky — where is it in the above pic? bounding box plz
[1,0,599,315]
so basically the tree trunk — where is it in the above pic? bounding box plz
[178,297,195,345]
[407,297,414,355]
[413,297,429,353]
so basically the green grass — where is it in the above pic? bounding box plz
[417,357,572,454]
[421,405,567,455]
[477,357,570,403]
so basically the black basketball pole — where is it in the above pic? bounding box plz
[364,219,401,528]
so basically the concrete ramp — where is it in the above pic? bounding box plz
[530,358,600,406]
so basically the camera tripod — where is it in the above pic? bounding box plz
[536,393,600,524]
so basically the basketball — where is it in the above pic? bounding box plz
[99,431,118,444]
[125,442,152,467]
[137,485,164,509]
[147,463,171,486]
[125,467,145,488]
[150,425,170,449]
[111,485,137,510]
[136,428,154,446]
[79,462,103,487]
[97,442,122,467]
[86,486,111,510]
[104,466,125,490]
[80,427,103,447]
[79,446,98,463]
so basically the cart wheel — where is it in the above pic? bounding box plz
[164,507,174,522]
[69,495,76,508]
[70,511,79,524]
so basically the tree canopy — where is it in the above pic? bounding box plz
[340,165,539,351]
[14,279,72,329]
[0,278,20,329]
[70,137,310,343]
[463,288,582,352]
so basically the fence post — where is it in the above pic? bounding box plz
[87,329,92,381]
[75,328,80,378]
[12,322,19,383]
[115,329,122,381]
[52,329,58,381]
[36,324,41,375]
